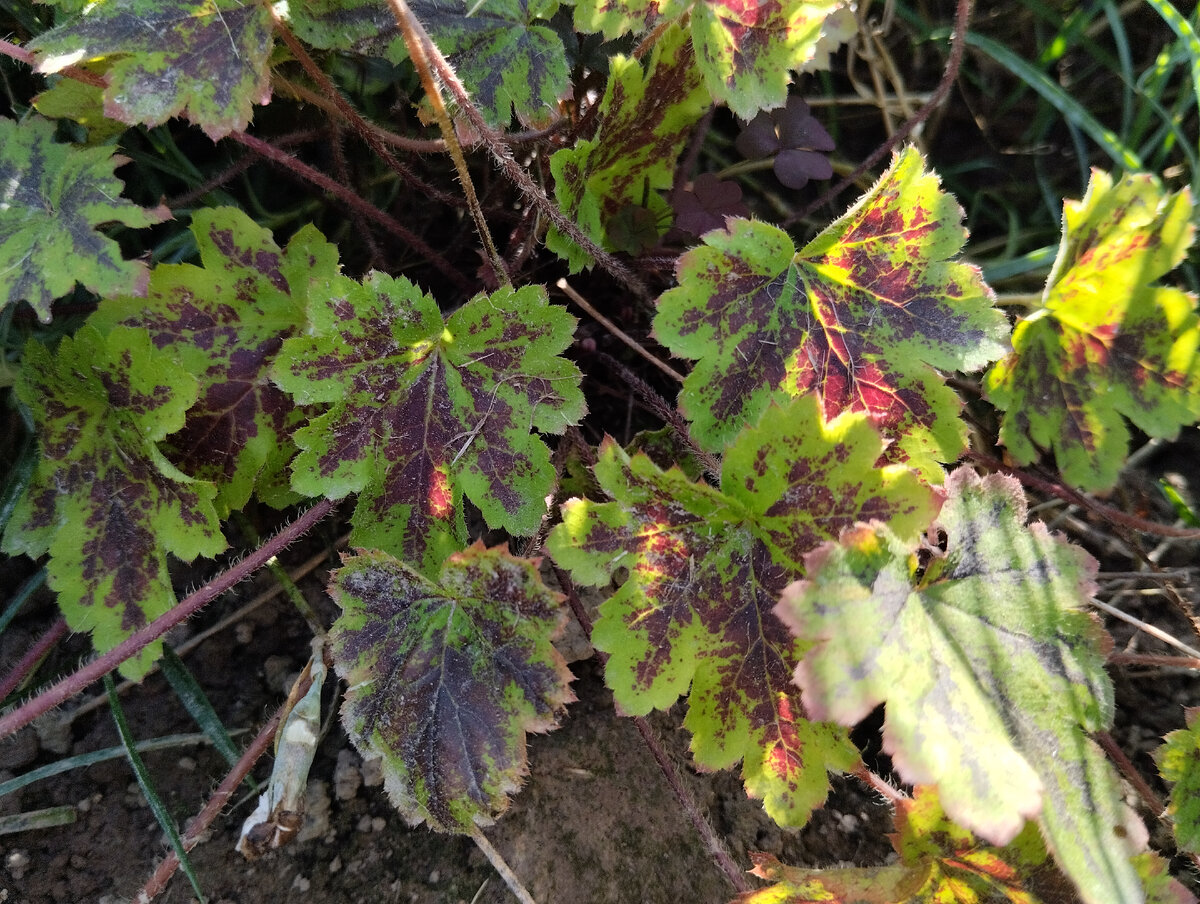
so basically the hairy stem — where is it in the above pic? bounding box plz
[0,499,336,741]
[228,131,473,293]
[385,0,510,287]
[135,672,312,902]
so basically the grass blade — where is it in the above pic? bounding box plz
[160,645,243,772]
[965,30,1145,172]
[105,675,206,904]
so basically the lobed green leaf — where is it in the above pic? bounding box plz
[0,116,169,323]
[328,544,575,832]
[29,0,274,139]
[547,23,709,269]
[89,208,339,515]
[655,146,1008,475]
[549,395,935,825]
[1155,706,1200,858]
[273,274,584,574]
[2,327,225,679]
[777,468,1142,904]
[986,171,1199,491]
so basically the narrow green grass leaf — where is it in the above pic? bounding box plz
[964,30,1145,172]
[1144,0,1200,145]
[0,733,218,800]
[0,806,78,836]
[105,675,206,904]
[0,570,45,640]
[160,646,241,771]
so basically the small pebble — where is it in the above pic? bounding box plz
[356,815,374,833]
[177,756,197,771]
[329,856,342,874]
[6,850,30,880]
[292,875,311,892]
[235,622,254,644]
[371,816,386,832]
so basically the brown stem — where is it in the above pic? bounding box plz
[384,0,510,286]
[0,618,67,702]
[401,15,651,300]
[0,499,336,741]
[553,568,750,893]
[790,0,974,225]
[1108,652,1200,669]
[228,130,474,293]
[0,37,106,88]
[268,16,468,211]
[135,673,313,901]
[1094,730,1163,815]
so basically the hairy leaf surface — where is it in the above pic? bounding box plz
[986,171,1198,491]
[548,395,935,824]
[89,209,339,515]
[1155,706,1200,857]
[547,24,708,269]
[274,274,583,574]
[1,327,225,679]
[656,147,1007,473]
[777,468,1140,904]
[29,0,273,139]
[0,116,169,323]
[329,545,574,832]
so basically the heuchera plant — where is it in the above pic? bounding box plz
[1,1,1198,902]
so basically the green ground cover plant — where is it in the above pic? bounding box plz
[0,0,1199,901]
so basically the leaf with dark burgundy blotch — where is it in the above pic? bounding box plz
[329,544,575,832]
[0,115,169,324]
[273,273,584,575]
[548,395,936,825]
[89,208,337,515]
[986,170,1199,491]
[547,23,709,270]
[655,146,1008,476]
[29,0,273,139]
[1,326,225,679]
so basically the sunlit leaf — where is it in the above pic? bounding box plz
[548,395,936,824]
[29,0,274,139]
[776,468,1141,904]
[1155,706,1200,858]
[547,23,709,269]
[986,171,1199,491]
[655,146,1007,476]
[273,274,584,574]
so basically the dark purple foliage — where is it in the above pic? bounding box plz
[735,96,835,190]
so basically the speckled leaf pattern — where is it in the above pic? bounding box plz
[0,116,169,323]
[29,0,274,139]
[655,147,1007,474]
[777,468,1142,904]
[565,0,849,118]
[88,209,338,515]
[736,787,1056,904]
[408,0,569,127]
[985,171,1198,492]
[273,274,583,575]
[548,395,936,825]
[1155,706,1200,857]
[1,327,225,679]
[691,0,842,119]
[547,24,708,270]
[328,545,575,832]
